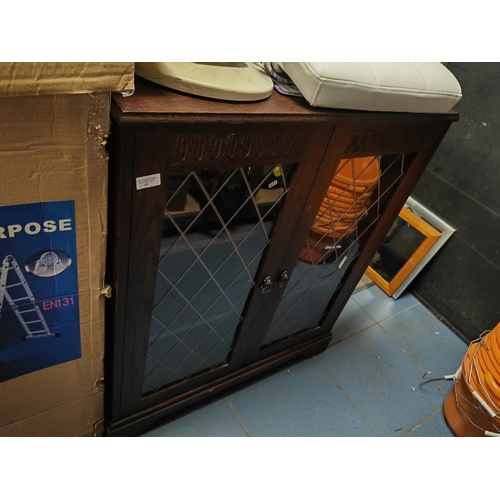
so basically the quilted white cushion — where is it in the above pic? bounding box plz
[280,62,462,113]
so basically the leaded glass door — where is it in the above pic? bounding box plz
[260,154,415,349]
[117,123,336,418]
[143,163,298,394]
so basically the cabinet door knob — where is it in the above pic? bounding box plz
[261,276,273,294]
[278,271,289,288]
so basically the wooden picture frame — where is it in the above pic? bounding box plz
[365,197,455,299]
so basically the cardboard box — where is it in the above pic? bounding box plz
[0,63,134,436]
[0,62,134,97]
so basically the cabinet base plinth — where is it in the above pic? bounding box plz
[105,332,332,437]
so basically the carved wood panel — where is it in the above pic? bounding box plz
[171,131,309,166]
[345,128,427,154]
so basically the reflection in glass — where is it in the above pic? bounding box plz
[264,236,358,345]
[263,154,412,347]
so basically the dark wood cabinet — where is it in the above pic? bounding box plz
[105,78,458,436]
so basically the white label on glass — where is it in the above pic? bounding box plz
[268,180,278,189]
[136,174,161,190]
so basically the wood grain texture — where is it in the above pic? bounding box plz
[118,125,172,418]
[112,78,458,127]
[105,122,136,425]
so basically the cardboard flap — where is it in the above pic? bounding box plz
[0,62,135,97]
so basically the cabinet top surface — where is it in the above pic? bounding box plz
[112,77,459,126]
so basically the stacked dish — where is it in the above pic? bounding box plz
[443,323,500,436]
[301,157,380,264]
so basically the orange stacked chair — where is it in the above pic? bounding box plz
[301,157,380,264]
[444,323,500,437]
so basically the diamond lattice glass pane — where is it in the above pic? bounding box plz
[143,164,297,394]
[263,154,411,347]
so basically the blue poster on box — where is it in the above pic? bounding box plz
[0,201,81,383]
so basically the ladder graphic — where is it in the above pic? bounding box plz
[0,255,59,340]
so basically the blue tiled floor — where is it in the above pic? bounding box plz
[143,285,468,437]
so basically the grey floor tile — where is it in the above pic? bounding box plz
[407,409,454,437]
[330,297,376,344]
[142,289,464,439]
[318,324,446,436]
[379,304,467,391]
[352,286,419,323]
[227,358,375,436]
[143,398,247,437]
